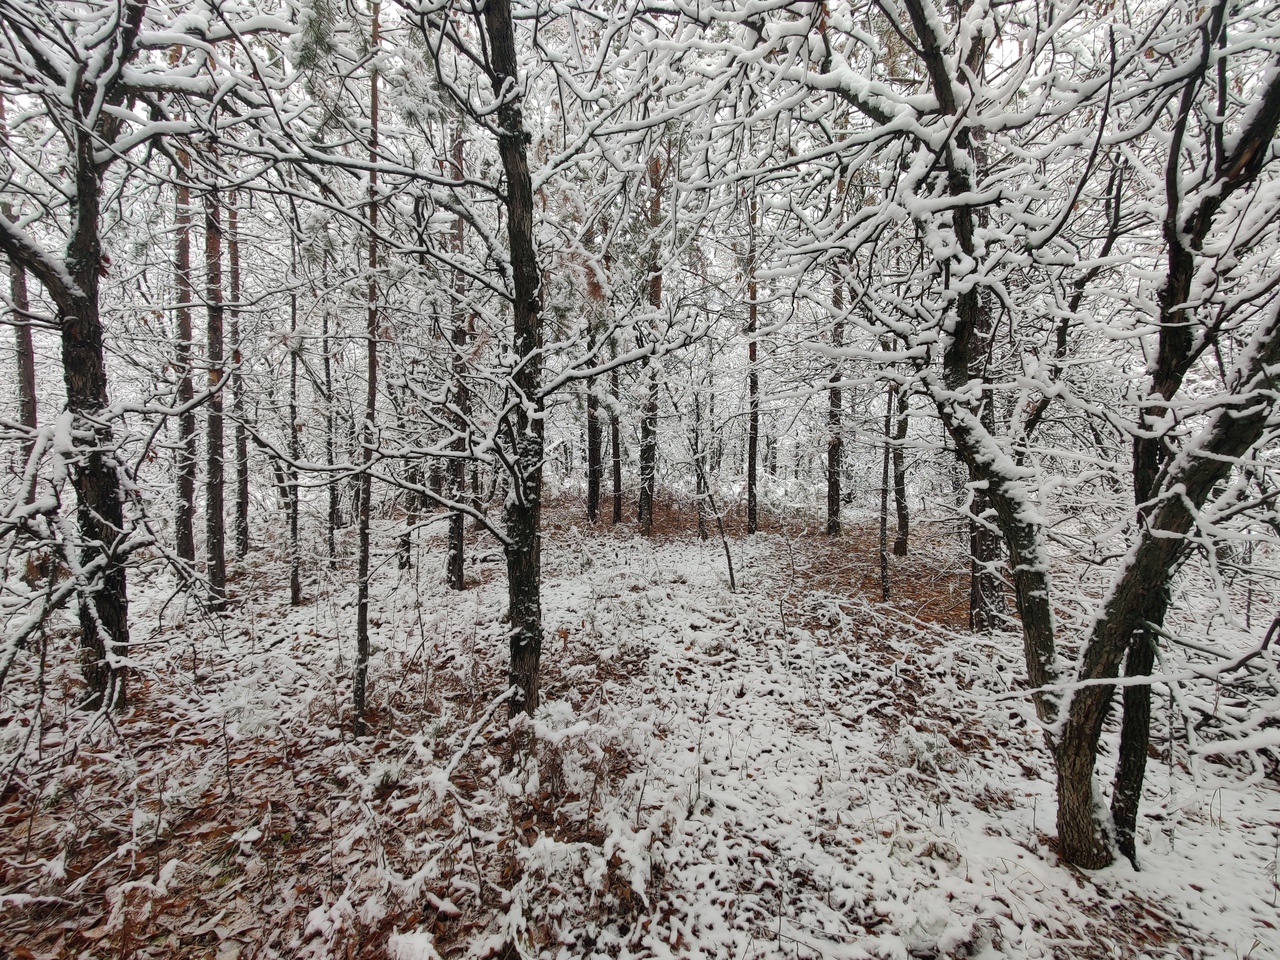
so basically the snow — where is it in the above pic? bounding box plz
[1,512,1278,958]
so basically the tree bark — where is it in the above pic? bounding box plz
[638,154,662,537]
[11,252,36,494]
[610,358,623,525]
[174,153,196,565]
[354,2,380,737]
[228,190,250,558]
[826,262,842,536]
[448,125,467,590]
[746,193,759,535]
[480,0,545,719]
[892,388,909,556]
[204,189,227,608]
[879,383,892,602]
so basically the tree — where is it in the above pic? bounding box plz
[0,1,150,709]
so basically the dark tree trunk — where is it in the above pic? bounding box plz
[448,126,467,590]
[610,356,623,525]
[746,193,759,535]
[477,0,545,719]
[585,227,604,523]
[826,262,842,536]
[174,155,196,565]
[354,4,380,737]
[879,383,892,602]
[638,155,662,537]
[586,382,602,522]
[638,366,657,536]
[0,98,37,487]
[288,332,302,606]
[323,286,339,563]
[968,487,1003,632]
[1112,632,1157,865]
[693,387,709,542]
[399,462,421,571]
[228,191,250,558]
[11,256,37,490]
[892,388,909,556]
[204,189,227,608]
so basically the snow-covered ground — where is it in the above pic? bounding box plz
[2,510,1278,959]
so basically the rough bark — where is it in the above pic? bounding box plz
[826,262,842,537]
[638,154,662,537]
[448,126,467,590]
[204,189,227,608]
[354,3,380,737]
[481,0,545,719]
[746,192,760,536]
[879,384,892,601]
[228,191,250,558]
[174,153,196,565]
[610,359,623,525]
[892,388,909,556]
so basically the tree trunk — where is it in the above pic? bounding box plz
[204,189,227,608]
[693,386,709,542]
[174,154,196,565]
[11,256,36,492]
[448,125,467,590]
[482,0,545,720]
[228,190,250,558]
[879,383,892,602]
[354,3,380,737]
[288,328,302,606]
[0,98,36,491]
[1112,632,1157,865]
[586,380,602,523]
[610,348,623,525]
[892,388,909,556]
[638,154,662,537]
[746,193,759,535]
[323,285,339,563]
[826,262,843,536]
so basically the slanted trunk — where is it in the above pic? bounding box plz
[1112,632,1157,865]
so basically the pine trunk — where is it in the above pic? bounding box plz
[174,155,196,565]
[746,193,759,535]
[228,191,250,558]
[892,389,909,556]
[204,189,227,608]
[482,0,545,720]
[354,3,380,737]
[826,262,842,537]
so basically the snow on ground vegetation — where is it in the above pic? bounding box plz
[1,506,1278,959]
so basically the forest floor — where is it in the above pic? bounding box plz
[2,497,1279,959]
